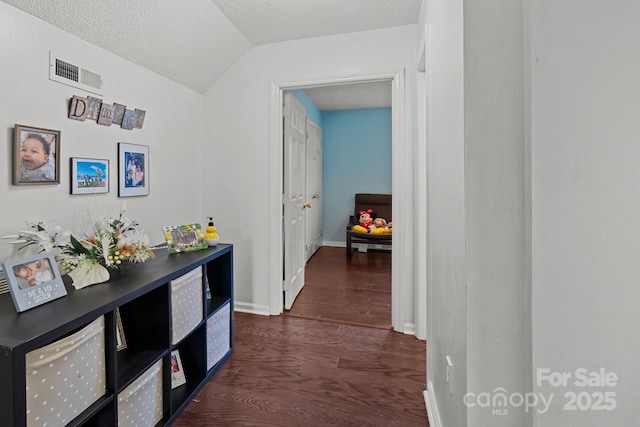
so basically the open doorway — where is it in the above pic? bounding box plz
[268,70,408,333]
[283,85,393,328]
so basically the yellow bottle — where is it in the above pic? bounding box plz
[204,217,219,246]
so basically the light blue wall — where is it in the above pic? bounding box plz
[290,89,392,244]
[289,89,322,127]
[322,108,392,243]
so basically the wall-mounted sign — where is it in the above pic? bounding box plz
[69,95,146,130]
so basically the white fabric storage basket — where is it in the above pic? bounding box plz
[206,302,231,370]
[118,359,163,427]
[25,315,106,427]
[170,267,203,345]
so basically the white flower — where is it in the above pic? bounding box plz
[3,207,154,289]
[1,221,69,256]
[59,206,154,271]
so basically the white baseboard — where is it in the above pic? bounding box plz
[234,301,270,316]
[424,382,442,427]
[321,241,391,252]
[322,241,345,247]
[403,322,417,336]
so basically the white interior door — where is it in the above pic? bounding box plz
[305,119,322,261]
[283,93,306,310]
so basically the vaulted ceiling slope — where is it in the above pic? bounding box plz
[211,0,422,45]
[2,0,252,93]
[1,0,421,106]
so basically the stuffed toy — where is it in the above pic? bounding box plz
[370,217,387,234]
[370,217,387,229]
[370,217,393,234]
[352,209,373,233]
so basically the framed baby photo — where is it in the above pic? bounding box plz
[118,142,149,197]
[70,157,109,194]
[13,124,61,185]
[2,252,67,313]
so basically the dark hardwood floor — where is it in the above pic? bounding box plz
[285,246,392,329]
[174,246,428,426]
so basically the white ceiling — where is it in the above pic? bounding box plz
[301,81,392,111]
[211,0,422,45]
[1,0,421,109]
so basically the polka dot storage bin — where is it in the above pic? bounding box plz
[206,302,230,370]
[170,266,203,345]
[118,359,163,427]
[25,315,106,427]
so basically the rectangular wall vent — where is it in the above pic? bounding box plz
[49,51,104,95]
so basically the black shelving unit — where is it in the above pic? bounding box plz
[0,244,234,426]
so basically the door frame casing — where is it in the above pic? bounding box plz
[268,70,408,333]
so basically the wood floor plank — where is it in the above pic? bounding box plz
[173,247,427,426]
[285,247,392,329]
[174,312,427,426]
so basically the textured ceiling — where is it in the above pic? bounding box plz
[1,0,252,93]
[210,0,422,45]
[1,0,420,108]
[302,81,392,111]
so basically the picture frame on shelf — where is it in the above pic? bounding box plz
[170,350,187,389]
[118,142,149,197]
[2,252,67,313]
[116,308,127,351]
[162,224,208,253]
[13,124,61,185]
[70,157,109,195]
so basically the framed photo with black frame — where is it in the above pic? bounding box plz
[13,124,61,185]
[70,157,109,194]
[118,143,149,197]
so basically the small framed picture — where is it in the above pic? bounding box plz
[162,224,208,253]
[118,143,149,197]
[70,157,109,194]
[13,124,61,185]
[116,308,127,351]
[2,252,67,313]
[170,350,187,389]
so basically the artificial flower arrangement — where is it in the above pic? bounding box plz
[1,205,155,289]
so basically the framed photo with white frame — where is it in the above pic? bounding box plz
[70,157,109,194]
[118,143,149,197]
[170,350,187,389]
[2,252,67,313]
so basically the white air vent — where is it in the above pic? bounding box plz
[49,51,103,95]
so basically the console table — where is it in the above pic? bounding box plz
[0,244,233,426]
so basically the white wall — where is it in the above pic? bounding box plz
[202,26,418,319]
[465,0,531,425]
[421,0,468,425]
[425,0,640,426]
[0,3,421,334]
[531,1,640,425]
[0,2,204,260]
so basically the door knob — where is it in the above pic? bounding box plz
[303,203,311,209]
